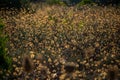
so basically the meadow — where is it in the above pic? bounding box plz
[0,4,120,79]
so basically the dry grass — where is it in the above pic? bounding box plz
[0,4,120,79]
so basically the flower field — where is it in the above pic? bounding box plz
[0,5,120,79]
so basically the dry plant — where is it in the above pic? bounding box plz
[106,65,119,80]
[0,4,120,79]
[64,62,78,73]
[22,54,34,73]
[22,54,34,79]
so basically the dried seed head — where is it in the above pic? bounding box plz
[39,66,50,80]
[36,53,43,60]
[22,55,33,73]
[84,47,95,59]
[64,62,77,73]
[107,65,119,80]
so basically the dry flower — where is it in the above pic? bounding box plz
[22,54,34,73]
[64,62,77,73]
[106,65,119,80]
